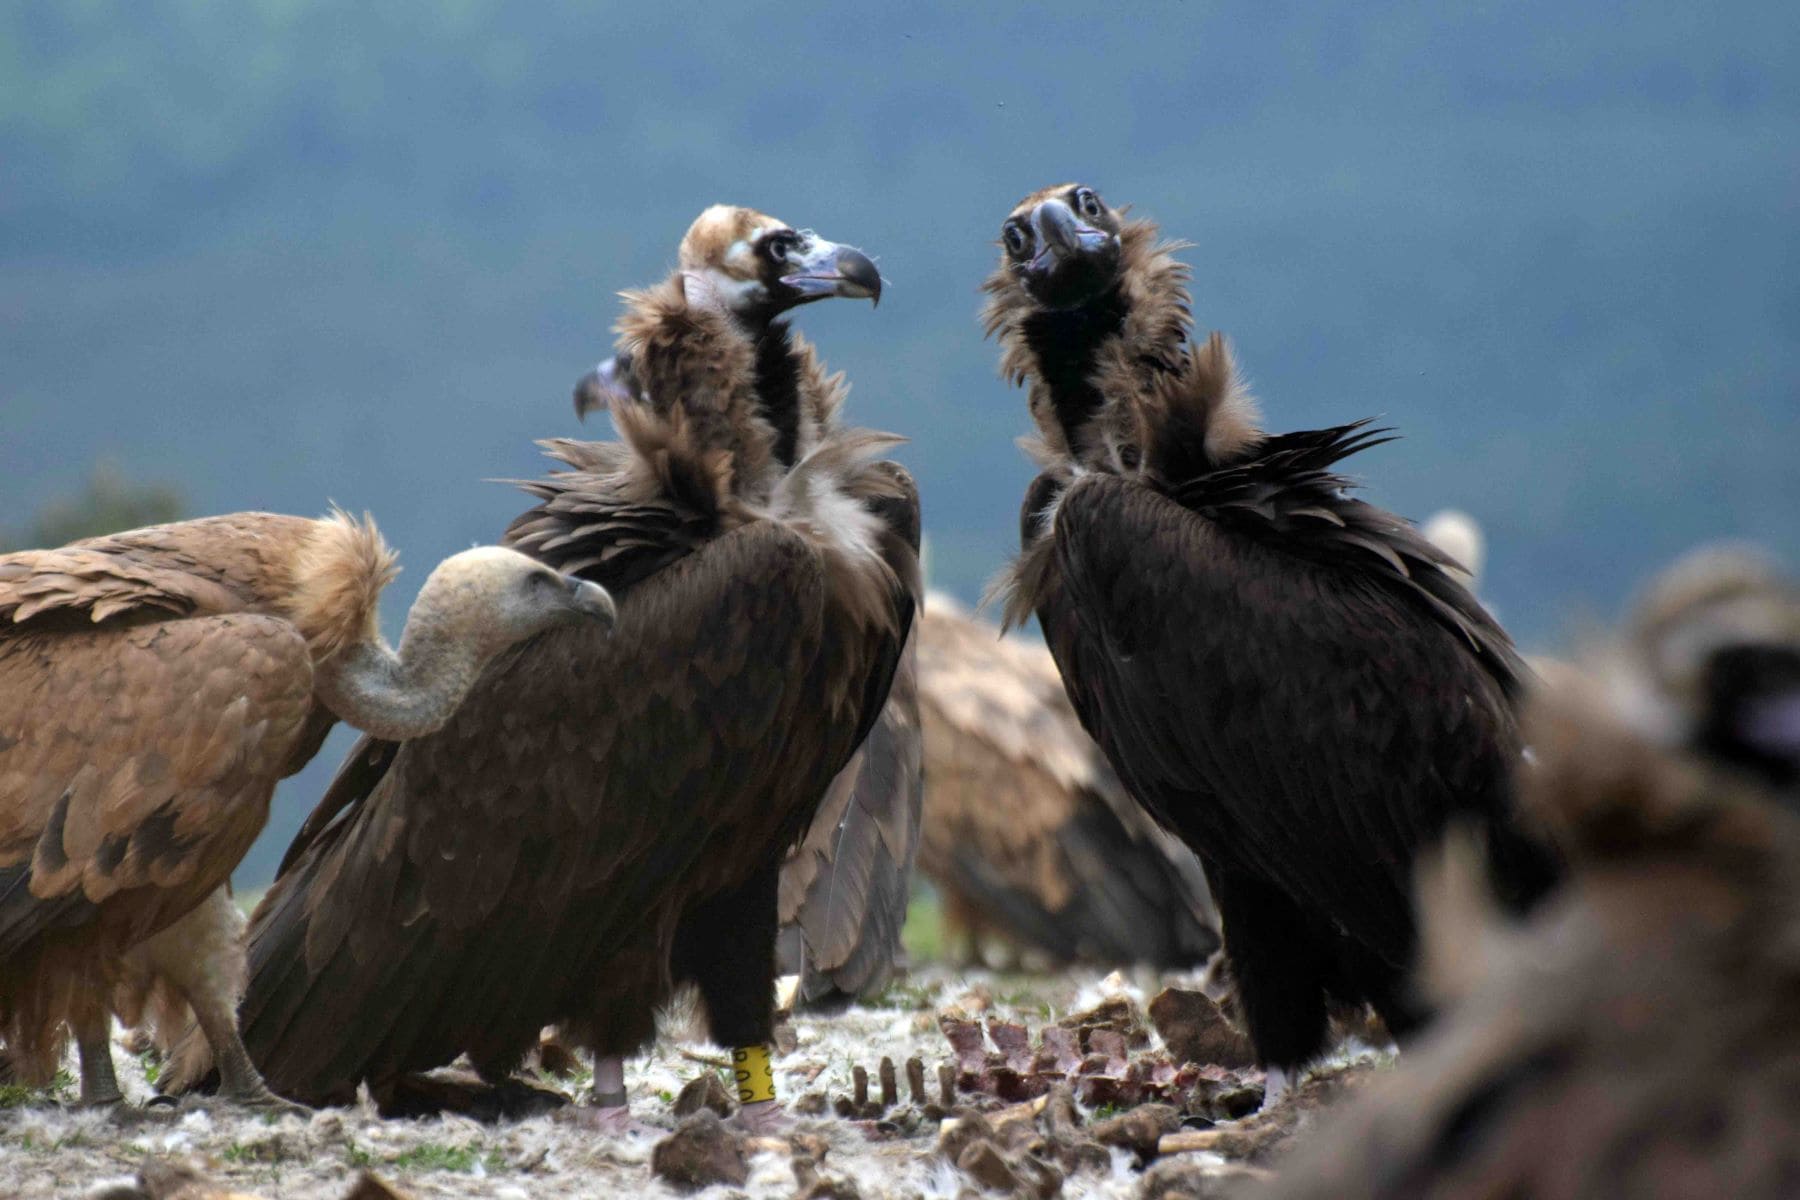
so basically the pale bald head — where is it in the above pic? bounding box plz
[675,204,881,319]
[417,546,616,652]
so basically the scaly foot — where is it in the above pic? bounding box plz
[559,1103,662,1140]
[731,1098,791,1135]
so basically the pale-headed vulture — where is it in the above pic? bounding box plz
[0,512,611,1107]
[983,183,1559,1101]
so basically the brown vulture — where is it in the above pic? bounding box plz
[577,351,925,1012]
[0,511,614,1107]
[1262,548,1800,1199]
[983,183,1560,1101]
[238,206,918,1129]
[916,594,1219,967]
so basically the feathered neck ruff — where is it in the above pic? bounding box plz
[983,218,1238,472]
[506,271,907,635]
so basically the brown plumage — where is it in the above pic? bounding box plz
[984,183,1560,1094]
[237,207,916,1118]
[915,594,1219,967]
[1262,549,1800,1199]
[777,626,923,1008]
[0,512,613,1106]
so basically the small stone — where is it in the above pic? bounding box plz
[534,1029,582,1078]
[936,1110,997,1164]
[339,1174,417,1200]
[800,1179,863,1200]
[793,1091,830,1117]
[672,1070,735,1118]
[651,1110,750,1190]
[957,1139,1024,1193]
[772,1021,800,1057]
[1139,1156,1273,1199]
[1092,1103,1181,1159]
[1148,988,1257,1069]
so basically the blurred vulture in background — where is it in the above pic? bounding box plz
[1264,546,1800,1199]
[239,206,914,1132]
[983,183,1560,1103]
[0,512,613,1108]
[916,594,1219,967]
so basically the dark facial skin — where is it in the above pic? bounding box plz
[754,227,882,313]
[1000,185,1126,310]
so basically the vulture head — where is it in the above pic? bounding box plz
[1619,546,1800,793]
[574,205,881,419]
[996,183,1125,311]
[680,204,881,319]
[413,546,617,652]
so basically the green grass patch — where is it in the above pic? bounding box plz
[900,883,945,963]
[0,1068,76,1109]
[376,1143,505,1174]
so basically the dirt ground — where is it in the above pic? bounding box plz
[0,967,1389,1199]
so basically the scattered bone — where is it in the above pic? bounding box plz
[906,1056,928,1105]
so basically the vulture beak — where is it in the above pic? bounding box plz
[566,576,619,629]
[1022,198,1121,308]
[573,353,637,421]
[781,237,883,307]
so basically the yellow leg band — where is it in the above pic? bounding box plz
[732,1044,775,1105]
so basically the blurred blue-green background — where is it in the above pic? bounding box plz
[3,2,1795,884]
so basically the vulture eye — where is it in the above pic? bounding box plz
[1003,222,1029,256]
[1075,189,1102,219]
[764,231,799,263]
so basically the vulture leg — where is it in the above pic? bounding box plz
[560,1055,656,1138]
[72,1010,123,1107]
[1208,864,1333,1098]
[131,890,300,1111]
[672,862,786,1130]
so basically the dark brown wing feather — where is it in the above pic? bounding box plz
[915,604,1219,966]
[777,631,922,1006]
[240,520,882,1102]
[1037,452,1540,971]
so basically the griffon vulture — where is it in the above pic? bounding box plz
[1262,548,1800,1199]
[238,206,917,1131]
[916,594,1219,967]
[578,348,925,1012]
[983,184,1559,1101]
[0,511,614,1107]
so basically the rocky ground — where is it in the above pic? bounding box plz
[0,967,1389,1199]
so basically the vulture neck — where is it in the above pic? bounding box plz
[312,603,494,741]
[1022,284,1130,457]
[746,317,803,468]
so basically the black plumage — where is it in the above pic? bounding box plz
[984,184,1559,1088]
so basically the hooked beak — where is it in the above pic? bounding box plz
[573,353,638,421]
[1021,199,1121,310]
[781,238,883,307]
[566,576,618,629]
[1029,199,1115,270]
